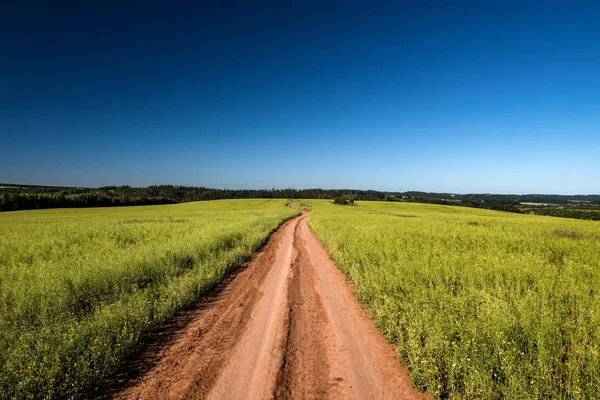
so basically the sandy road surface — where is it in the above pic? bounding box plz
[107,213,423,400]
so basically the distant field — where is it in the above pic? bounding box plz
[0,200,298,398]
[306,200,600,398]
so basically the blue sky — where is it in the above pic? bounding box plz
[1,1,599,194]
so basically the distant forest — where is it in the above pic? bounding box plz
[1,184,599,220]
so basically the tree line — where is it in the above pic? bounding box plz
[0,192,175,212]
[527,207,600,221]
[0,185,388,212]
[1,184,598,221]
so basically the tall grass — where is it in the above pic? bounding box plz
[0,199,298,399]
[306,200,600,398]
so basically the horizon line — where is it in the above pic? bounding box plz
[1,182,598,197]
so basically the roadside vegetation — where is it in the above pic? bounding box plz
[0,200,298,399]
[306,200,600,398]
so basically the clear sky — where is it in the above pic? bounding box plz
[1,1,599,194]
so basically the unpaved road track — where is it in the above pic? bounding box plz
[108,214,423,400]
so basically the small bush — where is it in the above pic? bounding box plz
[333,195,354,205]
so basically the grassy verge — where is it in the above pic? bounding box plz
[306,200,600,398]
[0,199,298,398]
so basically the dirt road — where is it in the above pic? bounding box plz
[109,214,422,400]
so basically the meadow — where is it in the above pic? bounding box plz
[0,200,298,399]
[305,200,600,399]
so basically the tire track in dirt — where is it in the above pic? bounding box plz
[203,215,296,399]
[105,213,424,400]
[297,217,421,399]
[273,219,330,399]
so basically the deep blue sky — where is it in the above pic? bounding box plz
[1,1,599,193]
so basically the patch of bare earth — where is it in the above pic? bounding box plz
[274,219,330,399]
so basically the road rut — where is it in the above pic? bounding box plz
[107,213,423,400]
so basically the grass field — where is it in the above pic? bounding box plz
[4,198,599,399]
[0,200,298,399]
[305,200,600,398]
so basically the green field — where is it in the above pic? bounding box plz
[3,198,599,399]
[0,200,298,398]
[305,200,600,398]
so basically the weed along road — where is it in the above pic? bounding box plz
[112,213,423,400]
